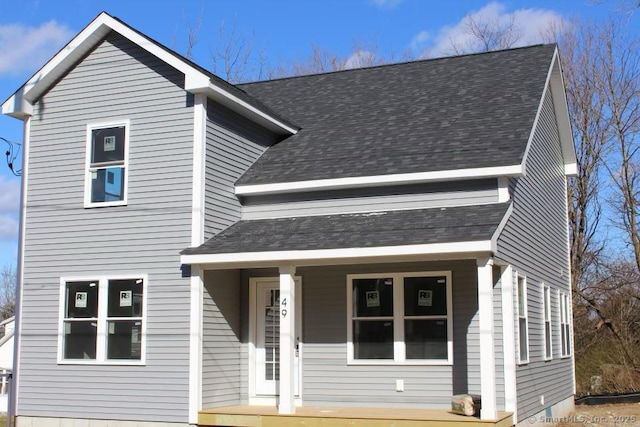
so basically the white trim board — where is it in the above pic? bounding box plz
[248,277,302,402]
[236,165,523,196]
[520,47,577,178]
[188,95,207,425]
[84,119,130,208]
[56,274,148,366]
[500,265,517,420]
[346,271,453,366]
[181,241,493,268]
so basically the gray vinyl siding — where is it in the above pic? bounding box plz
[241,179,499,220]
[496,87,573,422]
[230,261,484,409]
[21,32,193,422]
[204,102,274,239]
[202,270,242,408]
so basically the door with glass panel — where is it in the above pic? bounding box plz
[254,279,301,396]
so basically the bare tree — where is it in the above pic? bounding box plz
[210,21,268,83]
[449,14,522,55]
[0,264,16,321]
[184,13,202,61]
[596,20,640,274]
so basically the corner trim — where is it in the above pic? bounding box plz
[500,265,518,420]
[11,116,31,416]
[188,93,207,424]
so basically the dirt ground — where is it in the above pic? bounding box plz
[555,403,640,426]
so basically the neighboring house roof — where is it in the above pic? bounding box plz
[181,203,510,261]
[1,12,298,135]
[236,44,574,190]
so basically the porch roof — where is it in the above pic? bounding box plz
[181,203,510,265]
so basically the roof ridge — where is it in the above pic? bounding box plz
[239,43,556,86]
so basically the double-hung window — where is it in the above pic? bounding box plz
[347,271,452,364]
[60,276,146,364]
[85,121,129,207]
[516,273,529,364]
[560,291,571,357]
[543,284,552,360]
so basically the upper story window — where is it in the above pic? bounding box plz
[347,271,452,365]
[59,275,146,364]
[85,121,129,207]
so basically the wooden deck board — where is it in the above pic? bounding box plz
[199,405,514,427]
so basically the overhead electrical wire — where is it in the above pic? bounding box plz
[1,136,22,176]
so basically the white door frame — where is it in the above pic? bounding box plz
[248,277,303,405]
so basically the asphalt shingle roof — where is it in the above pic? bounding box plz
[182,203,510,255]
[236,44,555,186]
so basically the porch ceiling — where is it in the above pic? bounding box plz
[181,203,510,266]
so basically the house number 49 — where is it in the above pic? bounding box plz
[281,297,287,318]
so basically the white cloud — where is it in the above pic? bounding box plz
[369,0,404,9]
[0,20,73,75]
[0,215,18,241]
[414,2,564,58]
[410,30,430,52]
[344,50,377,69]
[0,176,20,214]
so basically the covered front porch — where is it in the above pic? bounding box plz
[198,405,514,427]
[181,203,516,425]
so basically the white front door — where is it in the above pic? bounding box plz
[253,278,302,396]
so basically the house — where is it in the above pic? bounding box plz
[2,11,576,427]
[0,317,14,413]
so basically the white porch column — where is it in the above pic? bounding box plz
[477,257,498,420]
[278,265,296,414]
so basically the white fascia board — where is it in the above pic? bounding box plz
[2,93,33,119]
[2,12,297,136]
[491,202,514,253]
[551,49,578,176]
[564,163,578,176]
[521,47,577,177]
[235,165,523,196]
[181,240,493,267]
[2,14,112,115]
[188,83,298,135]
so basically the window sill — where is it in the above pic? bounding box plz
[84,200,128,209]
[57,359,145,366]
[347,359,453,366]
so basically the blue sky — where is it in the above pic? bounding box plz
[0,0,636,269]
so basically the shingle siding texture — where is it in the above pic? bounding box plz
[237,44,555,185]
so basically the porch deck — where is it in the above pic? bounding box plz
[198,405,514,427]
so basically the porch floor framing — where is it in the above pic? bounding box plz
[198,405,514,427]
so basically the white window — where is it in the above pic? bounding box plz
[516,273,529,364]
[85,121,130,207]
[59,276,146,364]
[347,271,452,364]
[560,291,571,357]
[543,284,552,360]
